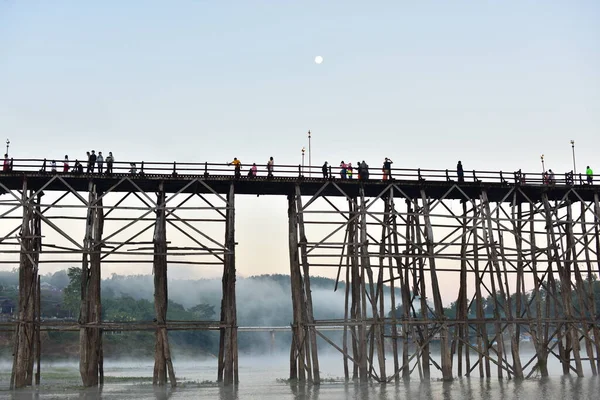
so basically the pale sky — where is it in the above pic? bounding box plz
[1,1,599,302]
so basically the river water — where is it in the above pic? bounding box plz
[1,354,599,400]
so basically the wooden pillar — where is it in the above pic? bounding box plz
[153,184,176,387]
[472,198,490,378]
[455,200,469,377]
[359,186,386,382]
[541,194,571,375]
[348,197,367,381]
[385,190,401,382]
[526,199,549,377]
[287,194,306,381]
[79,182,104,387]
[11,181,39,389]
[564,200,584,377]
[218,183,238,385]
[348,198,361,381]
[412,197,430,380]
[419,189,452,381]
[482,191,522,378]
[295,184,320,384]
[581,201,600,374]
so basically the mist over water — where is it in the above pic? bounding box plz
[2,353,599,400]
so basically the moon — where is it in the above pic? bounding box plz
[314,56,323,64]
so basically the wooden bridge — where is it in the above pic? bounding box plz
[1,158,599,388]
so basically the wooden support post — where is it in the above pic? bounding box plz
[385,190,401,382]
[541,194,571,376]
[153,183,176,387]
[412,198,430,381]
[219,183,238,385]
[348,197,367,381]
[396,197,411,382]
[527,200,549,377]
[35,275,41,386]
[594,194,600,372]
[11,180,38,389]
[419,189,452,381]
[472,198,491,378]
[79,182,104,387]
[287,194,306,381]
[581,201,599,375]
[564,200,584,377]
[295,184,320,384]
[455,200,469,377]
[359,186,386,382]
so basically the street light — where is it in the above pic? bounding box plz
[541,154,545,172]
[301,147,305,175]
[5,139,9,156]
[570,140,576,176]
[308,130,311,177]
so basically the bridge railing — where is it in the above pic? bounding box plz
[0,158,590,186]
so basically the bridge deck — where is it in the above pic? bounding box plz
[1,171,597,202]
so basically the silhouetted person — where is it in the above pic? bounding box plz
[457,161,464,183]
[322,162,328,179]
[3,154,9,172]
[267,157,274,178]
[105,152,114,174]
[587,166,593,184]
[74,160,83,175]
[63,155,70,173]
[339,161,347,179]
[88,150,97,173]
[361,160,369,180]
[129,163,137,176]
[383,158,393,180]
[51,160,57,173]
[40,158,47,173]
[548,169,555,185]
[97,151,104,174]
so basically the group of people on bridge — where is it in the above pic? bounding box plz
[1,151,595,186]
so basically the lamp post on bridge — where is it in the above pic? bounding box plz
[541,154,545,173]
[308,130,311,177]
[301,147,305,176]
[5,139,9,156]
[570,140,577,176]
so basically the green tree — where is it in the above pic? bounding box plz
[62,267,81,318]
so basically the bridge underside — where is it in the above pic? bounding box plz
[1,174,599,387]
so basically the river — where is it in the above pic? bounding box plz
[1,354,599,399]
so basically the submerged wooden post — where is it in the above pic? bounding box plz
[11,181,39,389]
[153,184,176,387]
[218,183,238,385]
[288,194,306,381]
[420,189,452,381]
[295,184,320,384]
[79,182,104,387]
[359,186,386,382]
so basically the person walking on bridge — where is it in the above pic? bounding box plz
[361,160,369,180]
[587,166,593,184]
[457,161,464,183]
[382,158,393,180]
[105,152,114,174]
[3,154,9,172]
[339,161,347,179]
[229,157,242,178]
[87,150,97,173]
[97,152,104,174]
[322,161,329,179]
[267,157,274,178]
[63,155,70,173]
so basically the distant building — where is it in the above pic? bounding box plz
[0,297,15,315]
